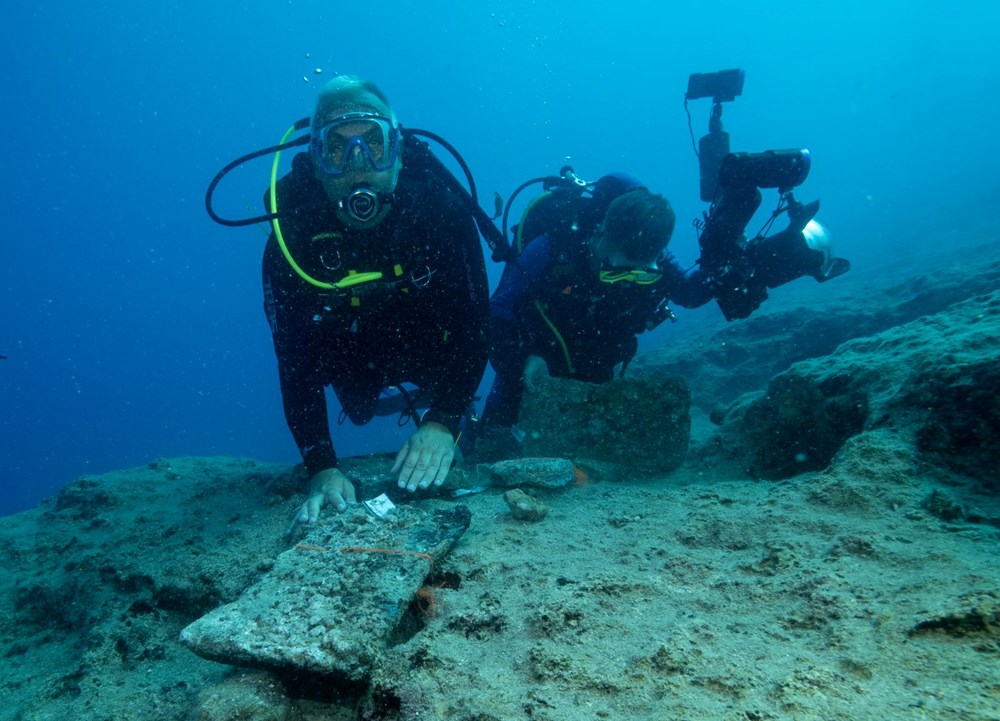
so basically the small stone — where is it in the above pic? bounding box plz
[504,489,548,522]
[922,489,964,522]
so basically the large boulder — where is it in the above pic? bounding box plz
[517,368,691,477]
[702,290,1000,484]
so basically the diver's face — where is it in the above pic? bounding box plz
[314,125,398,197]
[329,119,384,174]
[312,101,401,227]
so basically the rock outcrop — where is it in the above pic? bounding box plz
[518,368,691,477]
[702,290,1000,489]
[633,250,1000,412]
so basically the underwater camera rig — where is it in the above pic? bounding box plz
[685,69,849,320]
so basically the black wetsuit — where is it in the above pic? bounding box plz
[483,233,714,427]
[262,152,489,477]
[483,174,715,428]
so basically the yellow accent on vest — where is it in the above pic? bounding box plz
[311,232,342,243]
[335,270,383,288]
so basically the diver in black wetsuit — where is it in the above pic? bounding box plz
[261,76,489,528]
[482,174,715,431]
[479,165,844,445]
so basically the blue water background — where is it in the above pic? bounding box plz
[2,1,998,516]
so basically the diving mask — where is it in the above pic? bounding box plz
[311,112,401,176]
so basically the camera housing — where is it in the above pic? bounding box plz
[698,121,730,203]
[688,69,745,202]
[719,149,811,192]
[685,68,850,322]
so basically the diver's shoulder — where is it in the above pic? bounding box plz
[395,173,467,215]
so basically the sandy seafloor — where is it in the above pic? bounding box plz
[2,444,998,721]
[1,226,999,720]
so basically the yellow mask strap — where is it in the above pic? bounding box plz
[598,268,663,285]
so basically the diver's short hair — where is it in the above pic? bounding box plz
[602,189,676,263]
[313,75,396,126]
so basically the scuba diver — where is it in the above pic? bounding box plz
[476,69,849,450]
[480,172,715,435]
[208,75,491,528]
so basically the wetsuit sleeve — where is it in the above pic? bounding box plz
[660,251,715,309]
[420,197,491,437]
[489,235,554,368]
[262,239,338,477]
[489,235,554,321]
[482,236,555,427]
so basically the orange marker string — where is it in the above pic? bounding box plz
[340,546,434,570]
[294,543,329,552]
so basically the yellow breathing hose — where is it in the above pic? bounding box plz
[515,191,551,254]
[517,191,575,374]
[533,300,575,375]
[269,123,382,290]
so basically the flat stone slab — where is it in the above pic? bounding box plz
[180,503,470,680]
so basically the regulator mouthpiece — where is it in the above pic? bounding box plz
[344,187,381,223]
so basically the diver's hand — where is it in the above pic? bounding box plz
[286,467,356,535]
[393,422,455,492]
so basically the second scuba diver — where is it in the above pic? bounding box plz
[478,169,838,447]
[481,173,714,434]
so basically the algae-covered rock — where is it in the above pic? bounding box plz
[708,291,1000,481]
[189,670,293,721]
[518,368,690,476]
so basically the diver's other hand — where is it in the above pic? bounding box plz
[392,422,455,492]
[287,468,356,534]
[522,354,550,393]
